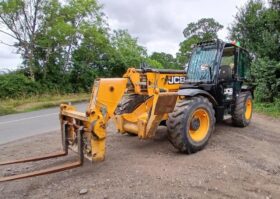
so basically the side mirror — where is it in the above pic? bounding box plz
[249,53,256,61]
[184,64,188,71]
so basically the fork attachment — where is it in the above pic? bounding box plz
[0,123,84,182]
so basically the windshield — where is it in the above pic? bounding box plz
[186,46,218,83]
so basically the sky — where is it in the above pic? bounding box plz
[0,0,246,71]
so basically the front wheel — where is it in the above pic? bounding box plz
[167,96,215,154]
[232,92,253,127]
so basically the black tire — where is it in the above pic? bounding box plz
[126,132,137,136]
[115,94,149,115]
[232,92,253,127]
[167,96,215,154]
[115,94,149,136]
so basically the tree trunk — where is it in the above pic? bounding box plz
[26,47,35,81]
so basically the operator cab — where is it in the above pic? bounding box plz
[180,40,253,122]
[218,42,252,103]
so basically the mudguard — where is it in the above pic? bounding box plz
[178,89,218,106]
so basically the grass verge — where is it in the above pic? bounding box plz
[254,99,280,118]
[1,93,279,118]
[0,93,89,116]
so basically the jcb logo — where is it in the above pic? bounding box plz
[168,76,186,84]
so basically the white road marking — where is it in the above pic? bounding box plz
[0,113,58,125]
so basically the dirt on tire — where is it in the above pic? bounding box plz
[167,96,215,153]
[1,113,280,199]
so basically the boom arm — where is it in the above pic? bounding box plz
[60,68,185,162]
[60,78,127,161]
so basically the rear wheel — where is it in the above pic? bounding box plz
[115,94,148,115]
[232,92,253,127]
[167,96,215,154]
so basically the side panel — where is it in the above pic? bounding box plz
[146,72,186,94]
[123,68,186,95]
[115,92,178,138]
[87,78,128,116]
[178,89,217,106]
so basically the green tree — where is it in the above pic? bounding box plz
[145,58,163,69]
[70,29,147,92]
[0,0,49,80]
[251,58,280,102]
[0,0,103,84]
[229,0,280,61]
[183,18,223,41]
[176,35,200,67]
[229,0,280,102]
[36,0,104,90]
[70,25,113,92]
[110,30,147,76]
[149,52,178,69]
[0,0,158,97]
[177,18,223,66]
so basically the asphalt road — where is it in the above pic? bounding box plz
[0,102,87,145]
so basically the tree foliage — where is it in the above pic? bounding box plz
[0,72,40,98]
[0,0,103,81]
[149,52,178,69]
[0,0,48,80]
[176,35,200,67]
[0,0,279,106]
[183,18,223,41]
[229,0,280,102]
[251,58,280,102]
[229,0,280,61]
[110,30,147,76]
[145,58,163,69]
[0,0,148,96]
[177,18,223,66]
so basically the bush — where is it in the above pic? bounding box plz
[251,58,280,102]
[0,73,41,99]
[254,98,280,117]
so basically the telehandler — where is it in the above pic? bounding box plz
[0,40,254,182]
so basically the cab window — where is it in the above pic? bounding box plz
[237,49,251,80]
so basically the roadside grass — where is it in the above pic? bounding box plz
[1,93,279,118]
[254,99,280,118]
[0,93,89,116]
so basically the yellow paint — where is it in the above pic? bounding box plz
[91,138,105,161]
[87,78,128,115]
[121,97,153,122]
[245,98,252,120]
[123,68,142,94]
[60,67,186,162]
[146,72,185,95]
[118,97,153,137]
[123,68,186,95]
[189,108,210,142]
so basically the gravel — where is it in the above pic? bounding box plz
[0,113,280,198]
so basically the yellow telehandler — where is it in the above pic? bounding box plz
[0,40,254,182]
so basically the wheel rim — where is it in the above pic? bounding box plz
[245,98,252,120]
[188,108,210,142]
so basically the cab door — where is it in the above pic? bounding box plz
[235,48,252,94]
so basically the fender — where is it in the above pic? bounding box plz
[241,85,255,99]
[178,89,218,106]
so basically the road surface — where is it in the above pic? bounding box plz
[0,102,87,145]
[1,113,280,198]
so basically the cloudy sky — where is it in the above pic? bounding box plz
[0,0,246,70]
